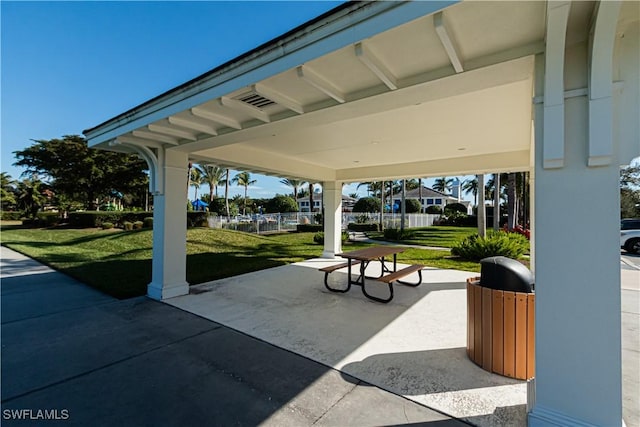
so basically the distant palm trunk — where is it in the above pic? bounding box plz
[477,174,486,237]
[493,173,500,231]
[225,168,230,218]
[507,173,517,229]
[418,178,423,213]
[380,180,385,231]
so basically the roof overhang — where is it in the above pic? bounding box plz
[84,1,549,183]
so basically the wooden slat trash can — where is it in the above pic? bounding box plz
[466,257,535,380]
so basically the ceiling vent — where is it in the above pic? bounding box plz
[236,92,276,109]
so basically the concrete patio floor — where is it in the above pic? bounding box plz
[167,259,528,427]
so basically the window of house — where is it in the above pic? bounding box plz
[435,199,442,205]
[427,198,434,205]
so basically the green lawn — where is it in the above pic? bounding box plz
[366,226,478,248]
[1,225,479,299]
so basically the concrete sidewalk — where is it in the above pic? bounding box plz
[0,246,466,426]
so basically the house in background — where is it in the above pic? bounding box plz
[297,193,357,213]
[391,186,471,213]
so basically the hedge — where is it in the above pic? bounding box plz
[296,224,323,232]
[1,211,23,221]
[68,211,153,228]
[347,223,379,232]
[37,212,62,227]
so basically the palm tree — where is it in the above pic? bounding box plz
[280,178,306,199]
[198,165,226,201]
[224,168,230,218]
[1,172,17,211]
[16,175,45,218]
[433,177,454,194]
[232,171,256,215]
[507,172,517,229]
[190,167,202,201]
[462,178,478,206]
[476,174,486,237]
[418,178,423,213]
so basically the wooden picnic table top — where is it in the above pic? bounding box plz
[338,246,406,261]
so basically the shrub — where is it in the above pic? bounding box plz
[347,223,379,232]
[404,199,422,213]
[36,212,61,227]
[313,231,349,245]
[187,212,209,227]
[451,230,529,261]
[265,195,298,213]
[123,221,133,231]
[143,217,153,229]
[296,224,323,232]
[426,205,443,214]
[102,222,114,230]
[68,211,152,228]
[1,211,23,221]
[444,203,467,214]
[133,221,144,230]
[383,228,416,240]
[352,197,381,213]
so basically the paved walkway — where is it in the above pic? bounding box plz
[0,246,466,426]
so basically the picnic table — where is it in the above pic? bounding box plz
[319,246,423,303]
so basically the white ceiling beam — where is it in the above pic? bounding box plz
[115,135,165,149]
[191,107,243,130]
[253,83,305,114]
[220,96,271,123]
[168,116,218,136]
[296,65,346,103]
[355,42,397,90]
[148,123,197,141]
[132,130,179,145]
[433,12,464,73]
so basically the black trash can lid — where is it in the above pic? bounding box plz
[479,256,534,293]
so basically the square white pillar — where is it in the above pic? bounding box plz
[322,181,342,259]
[528,50,622,426]
[147,150,190,300]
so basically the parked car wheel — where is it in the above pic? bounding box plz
[624,238,640,254]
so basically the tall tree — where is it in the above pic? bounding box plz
[1,172,17,211]
[232,171,256,215]
[224,168,231,218]
[197,165,226,201]
[462,177,478,206]
[16,175,46,218]
[477,174,486,237]
[13,135,148,210]
[280,178,306,199]
[418,178,423,213]
[190,167,202,201]
[620,164,640,218]
[507,173,517,229]
[433,177,454,194]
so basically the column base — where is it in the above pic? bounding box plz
[147,281,189,300]
[321,250,339,259]
[528,405,624,427]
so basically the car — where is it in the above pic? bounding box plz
[621,218,640,230]
[621,229,640,254]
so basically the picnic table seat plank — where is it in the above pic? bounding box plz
[377,264,424,287]
[320,260,361,293]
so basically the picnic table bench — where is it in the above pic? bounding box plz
[319,246,424,303]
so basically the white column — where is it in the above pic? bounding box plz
[147,149,189,300]
[322,181,342,259]
[528,41,622,427]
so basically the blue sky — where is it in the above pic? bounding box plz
[1,1,469,201]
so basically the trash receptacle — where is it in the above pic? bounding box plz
[467,256,535,380]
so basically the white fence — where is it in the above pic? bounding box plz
[206,212,441,234]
